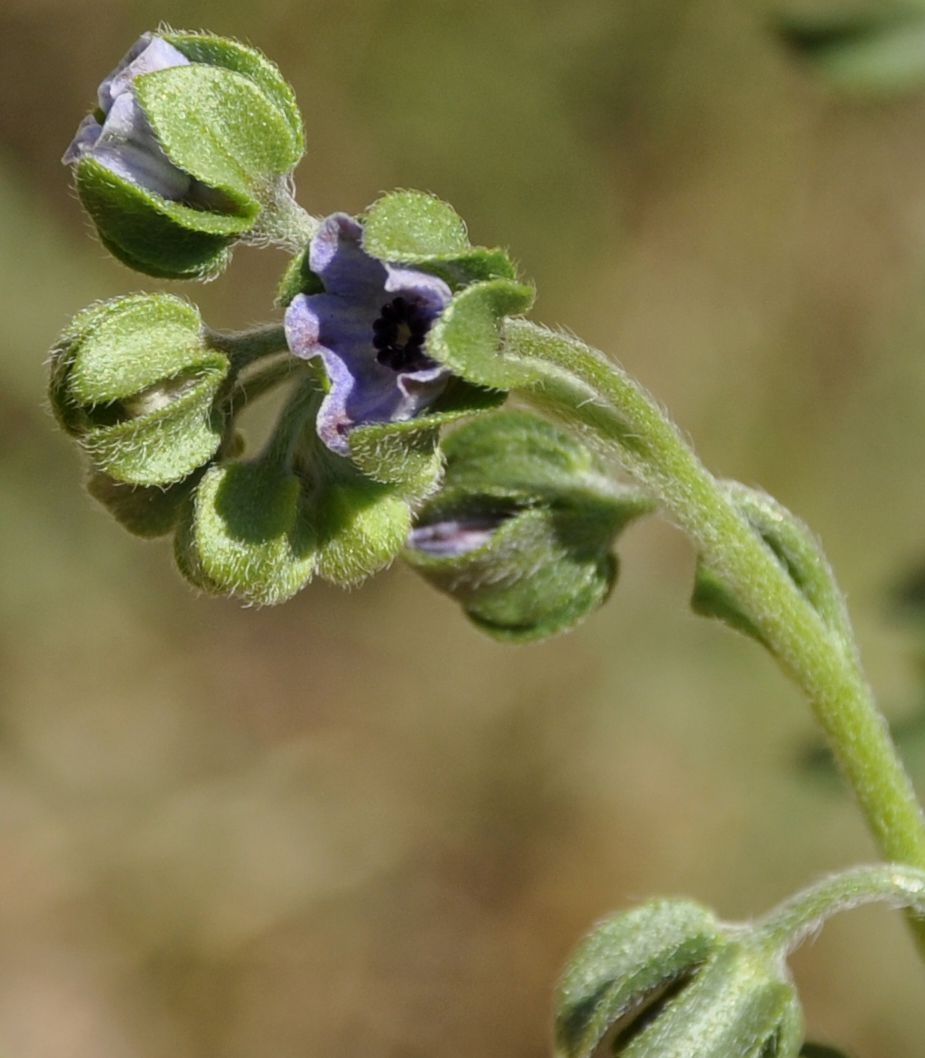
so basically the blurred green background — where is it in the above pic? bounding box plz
[4,0,925,1054]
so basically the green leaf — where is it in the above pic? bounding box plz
[75,157,247,279]
[163,30,304,151]
[135,65,301,200]
[555,900,721,1058]
[176,460,316,604]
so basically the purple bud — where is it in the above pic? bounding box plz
[62,33,195,201]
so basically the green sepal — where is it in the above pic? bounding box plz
[311,472,411,588]
[162,31,304,151]
[778,11,925,97]
[412,506,621,643]
[135,64,301,202]
[50,293,230,486]
[362,190,518,288]
[692,482,851,654]
[430,405,621,505]
[426,278,536,389]
[555,899,722,1058]
[691,564,768,648]
[347,379,504,498]
[75,157,247,279]
[406,411,654,642]
[613,944,803,1058]
[275,245,324,307]
[175,459,316,605]
[87,470,200,538]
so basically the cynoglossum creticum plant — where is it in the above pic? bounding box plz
[53,27,925,1055]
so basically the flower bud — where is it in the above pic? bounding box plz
[404,411,653,641]
[174,459,316,605]
[63,31,304,278]
[50,294,230,486]
[556,899,804,1058]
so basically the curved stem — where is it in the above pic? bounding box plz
[753,864,925,956]
[501,319,925,958]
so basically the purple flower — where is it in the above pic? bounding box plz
[62,33,197,201]
[284,214,453,456]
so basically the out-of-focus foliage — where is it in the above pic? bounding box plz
[3,1,925,1056]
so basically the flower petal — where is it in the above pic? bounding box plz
[308,214,389,303]
[89,92,192,200]
[98,33,191,113]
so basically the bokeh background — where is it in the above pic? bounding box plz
[4,0,925,1054]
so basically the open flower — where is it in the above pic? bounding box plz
[284,213,453,456]
[62,33,200,202]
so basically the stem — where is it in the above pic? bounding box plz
[753,864,925,956]
[502,319,925,957]
[228,356,312,417]
[206,324,289,370]
[250,179,320,251]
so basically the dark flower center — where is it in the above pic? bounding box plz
[373,296,434,372]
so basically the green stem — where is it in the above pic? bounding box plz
[753,864,925,956]
[250,180,320,251]
[501,319,925,957]
[206,324,289,370]
[228,356,312,417]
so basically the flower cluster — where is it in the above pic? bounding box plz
[53,31,546,607]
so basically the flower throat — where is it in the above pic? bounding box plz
[373,296,433,371]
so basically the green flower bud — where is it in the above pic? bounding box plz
[556,899,804,1058]
[174,458,316,606]
[174,384,413,603]
[63,31,304,278]
[404,410,653,641]
[50,294,230,486]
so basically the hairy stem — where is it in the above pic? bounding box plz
[206,324,289,370]
[502,319,925,957]
[753,864,925,956]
